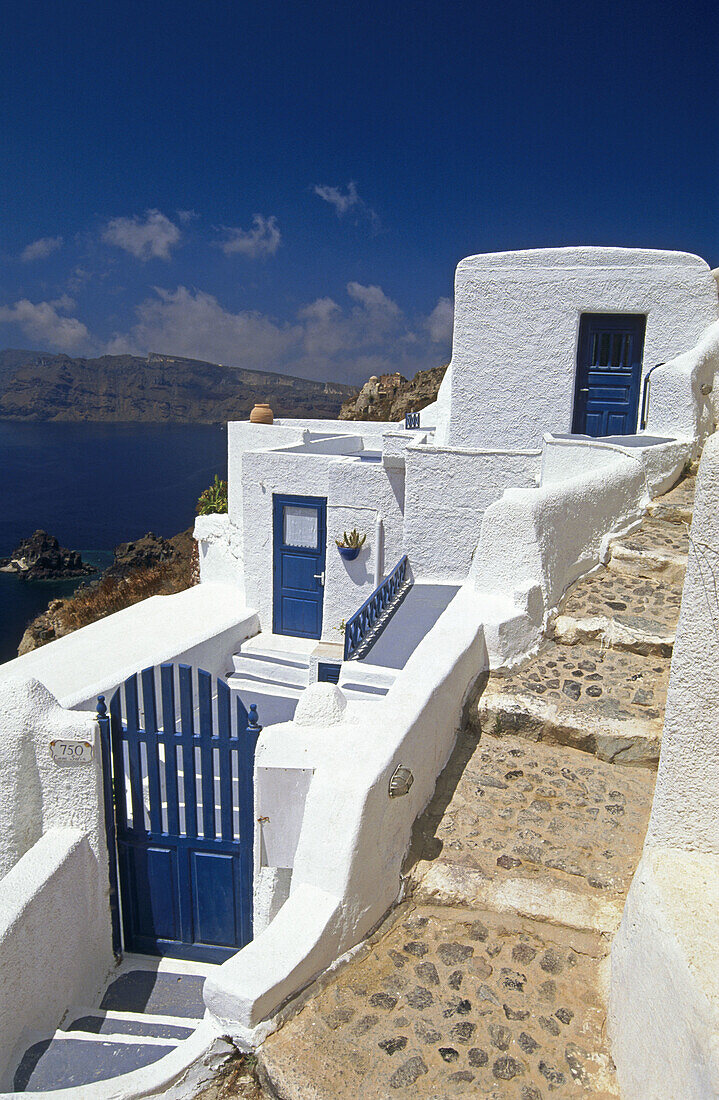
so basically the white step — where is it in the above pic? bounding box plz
[63,1007,203,1032]
[339,662,397,690]
[340,685,389,703]
[232,651,310,688]
[227,677,303,700]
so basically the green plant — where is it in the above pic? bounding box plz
[335,527,366,549]
[196,474,228,515]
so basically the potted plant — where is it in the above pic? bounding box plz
[335,528,366,561]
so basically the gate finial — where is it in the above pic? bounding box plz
[248,702,262,733]
[96,695,108,720]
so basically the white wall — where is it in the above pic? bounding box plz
[240,448,407,639]
[470,449,652,620]
[541,434,689,498]
[645,430,719,850]
[0,677,107,878]
[403,445,540,579]
[609,433,719,1098]
[645,318,719,444]
[440,247,719,450]
[0,829,113,1085]
[0,585,259,711]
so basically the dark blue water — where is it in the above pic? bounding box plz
[0,422,227,664]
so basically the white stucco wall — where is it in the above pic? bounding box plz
[0,829,114,1086]
[645,318,719,444]
[240,448,407,639]
[195,514,244,589]
[403,445,540,579]
[0,584,259,711]
[0,677,107,878]
[204,585,494,1031]
[470,449,650,619]
[439,247,719,450]
[609,434,719,1098]
[645,431,719,850]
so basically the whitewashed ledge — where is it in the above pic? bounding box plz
[0,584,259,711]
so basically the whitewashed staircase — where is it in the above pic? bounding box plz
[11,956,215,1092]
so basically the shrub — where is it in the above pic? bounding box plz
[196,474,228,515]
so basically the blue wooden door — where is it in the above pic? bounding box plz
[572,314,646,437]
[109,664,258,963]
[273,494,326,639]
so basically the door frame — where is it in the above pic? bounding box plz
[571,312,647,437]
[272,493,327,639]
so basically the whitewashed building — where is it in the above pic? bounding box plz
[0,245,717,1097]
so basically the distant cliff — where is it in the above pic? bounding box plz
[339,364,447,422]
[0,350,356,423]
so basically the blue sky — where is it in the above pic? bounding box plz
[0,0,716,384]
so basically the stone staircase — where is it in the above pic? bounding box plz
[11,955,214,1092]
[473,468,694,768]
[256,468,696,1099]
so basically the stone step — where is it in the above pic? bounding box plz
[609,516,689,570]
[550,614,673,657]
[99,966,208,1018]
[64,1006,199,1040]
[558,565,682,643]
[646,473,696,524]
[471,642,669,767]
[13,1033,176,1091]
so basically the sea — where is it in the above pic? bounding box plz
[0,421,228,664]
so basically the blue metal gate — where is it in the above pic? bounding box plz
[572,313,646,437]
[101,664,260,963]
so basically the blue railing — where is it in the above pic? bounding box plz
[344,555,410,661]
[405,411,420,429]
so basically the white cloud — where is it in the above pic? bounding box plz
[426,296,454,343]
[105,282,451,385]
[102,209,181,261]
[313,181,360,216]
[313,182,379,228]
[176,209,199,224]
[20,236,63,262]
[0,296,90,352]
[218,215,281,258]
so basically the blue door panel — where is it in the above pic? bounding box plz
[282,553,318,591]
[273,495,326,638]
[121,843,180,943]
[281,596,320,636]
[572,314,646,437]
[191,851,239,947]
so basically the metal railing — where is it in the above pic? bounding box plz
[405,411,420,429]
[344,555,410,661]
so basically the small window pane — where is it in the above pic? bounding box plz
[284,505,318,549]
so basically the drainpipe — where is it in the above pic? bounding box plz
[374,514,384,587]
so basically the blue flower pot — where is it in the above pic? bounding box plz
[337,545,360,561]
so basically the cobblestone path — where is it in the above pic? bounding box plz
[258,469,695,1098]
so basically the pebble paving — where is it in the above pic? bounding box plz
[611,517,689,560]
[407,730,655,904]
[559,569,681,636]
[262,903,619,1099]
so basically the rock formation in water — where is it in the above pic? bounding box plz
[0,530,95,580]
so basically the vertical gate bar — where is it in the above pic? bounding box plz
[178,664,198,839]
[239,701,261,940]
[109,690,128,831]
[198,670,216,840]
[216,679,234,842]
[125,675,146,831]
[141,667,163,835]
[160,663,180,836]
[97,695,122,958]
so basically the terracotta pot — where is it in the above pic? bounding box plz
[250,403,274,424]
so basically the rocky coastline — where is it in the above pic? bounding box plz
[0,530,96,581]
[16,529,197,655]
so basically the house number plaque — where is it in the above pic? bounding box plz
[50,739,94,765]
